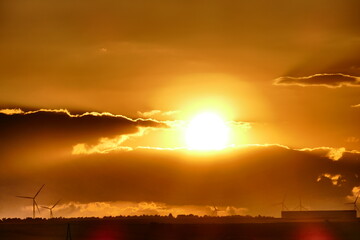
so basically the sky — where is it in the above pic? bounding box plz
[0,0,360,218]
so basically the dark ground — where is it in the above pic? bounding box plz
[1,219,360,240]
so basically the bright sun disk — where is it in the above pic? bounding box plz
[185,112,229,150]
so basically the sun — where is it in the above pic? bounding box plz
[185,112,230,150]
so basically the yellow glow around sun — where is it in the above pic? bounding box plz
[185,112,229,150]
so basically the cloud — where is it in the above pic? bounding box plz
[296,146,358,161]
[224,206,248,216]
[0,108,24,115]
[0,108,168,152]
[351,104,360,108]
[99,47,108,53]
[234,143,290,150]
[31,201,247,218]
[346,186,360,202]
[317,174,345,186]
[0,108,167,123]
[137,110,180,118]
[228,121,252,129]
[138,110,162,117]
[72,127,148,154]
[352,186,360,197]
[274,73,360,88]
[4,144,360,218]
[346,137,359,143]
[327,147,346,161]
[72,142,133,154]
[0,107,253,157]
[0,109,170,161]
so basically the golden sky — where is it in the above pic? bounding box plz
[0,0,360,218]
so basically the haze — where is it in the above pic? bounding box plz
[0,0,360,218]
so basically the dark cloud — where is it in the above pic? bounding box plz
[0,108,166,136]
[2,145,360,217]
[274,73,360,88]
[0,109,168,158]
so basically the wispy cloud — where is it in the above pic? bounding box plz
[72,127,148,154]
[137,110,180,118]
[0,108,167,124]
[346,137,359,143]
[228,121,252,129]
[274,73,360,88]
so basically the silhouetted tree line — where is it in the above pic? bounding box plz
[0,214,275,224]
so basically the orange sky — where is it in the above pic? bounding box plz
[0,0,360,218]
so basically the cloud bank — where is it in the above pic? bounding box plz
[2,145,360,218]
[1,108,360,218]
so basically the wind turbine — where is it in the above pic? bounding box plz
[272,193,288,211]
[41,199,61,218]
[16,184,45,218]
[294,196,308,211]
[212,205,219,216]
[345,193,360,211]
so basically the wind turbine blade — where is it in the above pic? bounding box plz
[355,195,359,204]
[35,201,41,214]
[52,199,61,208]
[34,184,45,198]
[41,206,51,209]
[16,196,32,199]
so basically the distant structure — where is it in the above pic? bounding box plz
[293,197,309,211]
[273,193,288,211]
[212,206,219,216]
[41,199,61,218]
[281,210,357,220]
[66,223,72,240]
[280,194,359,220]
[16,184,45,218]
[345,194,359,211]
